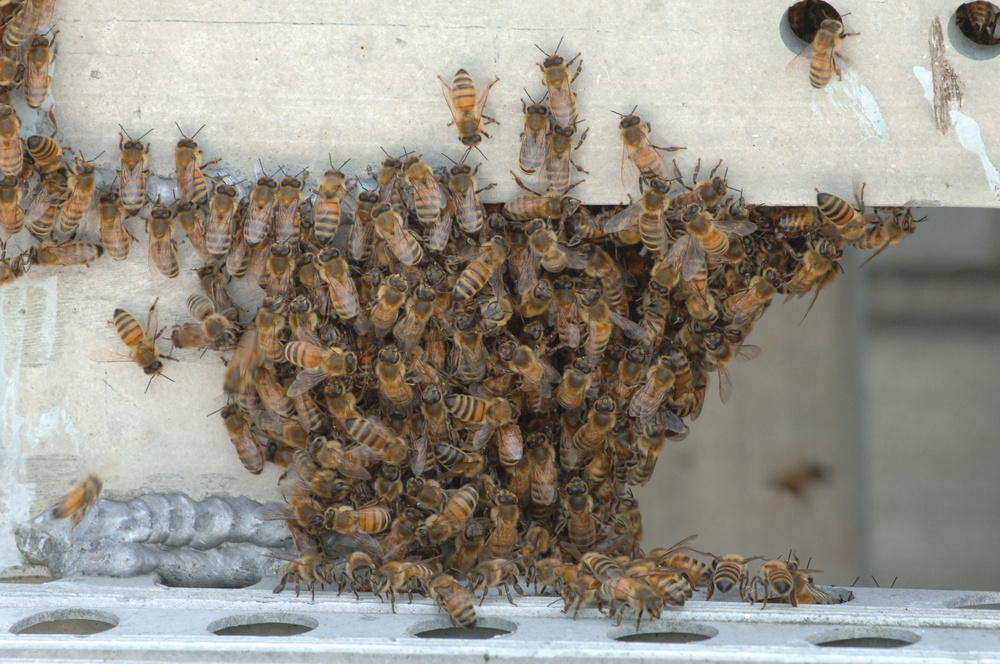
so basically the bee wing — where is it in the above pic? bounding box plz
[672,235,706,283]
[438,75,461,123]
[287,368,327,398]
[349,219,372,261]
[716,366,733,405]
[628,379,661,423]
[785,41,816,78]
[332,452,374,481]
[148,238,178,278]
[470,423,497,452]
[608,310,645,340]
[656,407,686,434]
[540,358,562,385]
[516,249,542,295]
[256,502,297,521]
[715,217,758,238]
[428,211,454,253]
[339,190,358,224]
[519,131,546,174]
[412,179,447,214]
[119,163,146,208]
[474,76,498,119]
[732,344,762,363]
[603,202,642,234]
[723,289,761,328]
[454,186,482,234]
[324,531,385,561]
[386,227,422,266]
[87,347,135,364]
[560,245,588,271]
[497,426,523,463]
[328,275,361,319]
[410,437,429,476]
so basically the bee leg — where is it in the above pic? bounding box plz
[390,589,397,613]
[482,114,499,126]
[635,609,642,631]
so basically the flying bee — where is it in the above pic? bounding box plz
[424,485,479,544]
[537,38,582,128]
[519,93,550,174]
[504,174,582,224]
[372,203,423,267]
[578,288,644,366]
[498,340,561,399]
[0,105,22,178]
[171,293,235,351]
[244,170,278,246]
[469,559,525,606]
[94,299,168,390]
[344,416,408,466]
[514,217,587,294]
[452,235,506,301]
[284,327,357,397]
[544,121,588,194]
[174,124,212,206]
[428,573,478,629]
[205,183,237,258]
[402,156,447,227]
[48,474,102,527]
[275,173,304,244]
[24,32,54,109]
[115,126,151,217]
[769,460,829,499]
[629,355,685,432]
[802,18,859,88]
[555,357,592,411]
[220,403,264,474]
[438,68,499,148]
[392,282,435,352]
[614,108,685,185]
[371,272,409,338]
[144,202,179,278]
[374,345,416,416]
[25,177,66,239]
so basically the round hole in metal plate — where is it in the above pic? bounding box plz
[10,609,118,635]
[410,617,516,640]
[809,627,918,649]
[613,623,718,644]
[208,612,317,637]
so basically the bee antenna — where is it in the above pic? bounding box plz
[535,43,549,57]
[118,124,134,140]
[474,146,488,162]
[629,104,638,115]
[174,122,186,137]
[440,153,458,166]
[461,147,473,163]
[191,124,206,140]
[338,158,351,170]
[380,146,391,159]
[523,89,536,104]
[554,36,564,55]
[609,109,625,117]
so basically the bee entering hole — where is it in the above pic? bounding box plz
[782,0,843,49]
[955,2,1000,46]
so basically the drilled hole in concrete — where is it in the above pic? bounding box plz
[610,622,718,644]
[785,0,843,44]
[208,612,317,637]
[950,3,1000,59]
[0,575,59,584]
[809,627,919,649]
[10,609,118,635]
[410,617,516,640]
[158,575,261,590]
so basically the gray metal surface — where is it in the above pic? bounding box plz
[1,576,999,662]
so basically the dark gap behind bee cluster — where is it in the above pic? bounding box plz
[3,0,925,631]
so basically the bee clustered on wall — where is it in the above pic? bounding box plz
[8,2,920,629]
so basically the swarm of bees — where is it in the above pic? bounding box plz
[4,3,912,631]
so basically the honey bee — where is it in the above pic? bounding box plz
[0,239,28,287]
[515,217,586,294]
[175,201,209,259]
[769,460,829,499]
[249,296,285,369]
[313,159,353,245]
[699,553,759,601]
[392,282,435,352]
[348,189,379,261]
[851,207,923,266]
[96,191,131,261]
[205,183,237,258]
[171,293,235,350]
[374,345,416,416]
[561,477,598,551]
[371,273,409,338]
[519,93,550,174]
[816,189,865,241]
[174,124,212,206]
[752,560,797,608]
[284,327,357,397]
[628,355,676,425]
[145,202,179,278]
[544,122,588,195]
[273,554,333,601]
[402,156,447,227]
[784,553,844,605]
[275,173,304,244]
[537,38,581,129]
[646,534,710,586]
[670,160,729,212]
[445,519,486,574]
[49,474,102,526]
[452,236,506,301]
[25,134,62,178]
[773,205,821,236]
[450,394,523,466]
[220,403,264,474]
[29,240,103,267]
[424,485,478,544]
[105,299,168,388]
[522,432,557,508]
[314,246,366,330]
[603,177,671,253]
[499,340,560,399]
[325,504,393,535]
[469,558,524,605]
[562,396,617,471]
[723,270,778,328]
[344,416,408,466]
[25,177,66,239]
[614,109,685,185]
[578,289,644,366]
[0,105,22,178]
[517,277,552,320]
[0,55,21,90]
[555,357,592,411]
[804,19,859,89]
[610,346,647,406]
[583,553,662,628]
[337,551,377,598]
[244,171,277,246]
[2,0,50,51]
[116,126,150,217]
[958,1,1000,44]
[57,157,98,236]
[444,160,493,238]
[372,203,423,267]
[438,68,499,148]
[641,570,693,607]
[626,422,666,486]
[583,245,631,318]
[427,573,478,629]
[307,435,375,480]
[373,560,441,611]
[24,32,54,109]
[433,443,485,479]
[549,275,582,349]
[0,175,23,235]
[504,177,582,225]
